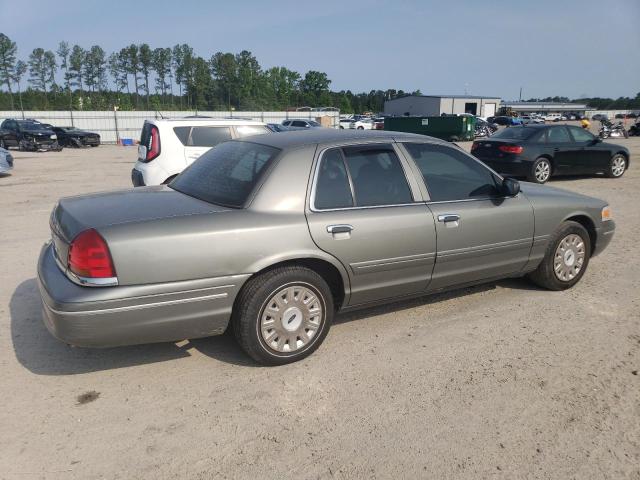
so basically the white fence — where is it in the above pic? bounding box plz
[0,110,341,144]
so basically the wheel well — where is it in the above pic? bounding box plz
[566,215,596,256]
[249,259,346,310]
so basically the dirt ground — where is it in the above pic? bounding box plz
[0,137,638,480]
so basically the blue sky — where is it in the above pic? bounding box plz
[2,0,639,99]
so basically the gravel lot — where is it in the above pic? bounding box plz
[1,137,638,479]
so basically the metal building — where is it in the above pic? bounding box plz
[502,102,589,116]
[384,95,501,118]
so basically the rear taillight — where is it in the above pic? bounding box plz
[146,125,160,162]
[68,229,116,279]
[471,142,479,151]
[498,145,524,154]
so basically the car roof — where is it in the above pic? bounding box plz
[147,118,265,127]
[239,129,449,150]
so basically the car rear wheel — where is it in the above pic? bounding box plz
[527,221,591,291]
[232,266,334,365]
[357,126,364,130]
[529,157,552,183]
[607,154,626,178]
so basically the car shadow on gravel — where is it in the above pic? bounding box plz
[11,277,541,374]
[10,278,254,375]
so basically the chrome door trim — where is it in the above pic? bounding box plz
[437,214,460,223]
[326,224,354,234]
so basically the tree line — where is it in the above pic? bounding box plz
[0,33,422,113]
[1,33,638,114]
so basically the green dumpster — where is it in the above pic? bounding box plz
[384,116,476,141]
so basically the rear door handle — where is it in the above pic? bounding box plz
[327,224,353,234]
[437,214,460,223]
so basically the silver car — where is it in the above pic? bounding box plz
[0,147,14,174]
[37,130,615,365]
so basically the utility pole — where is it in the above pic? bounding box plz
[519,87,523,102]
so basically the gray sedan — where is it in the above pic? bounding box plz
[37,130,615,365]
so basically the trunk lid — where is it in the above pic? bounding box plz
[472,138,521,158]
[50,186,229,266]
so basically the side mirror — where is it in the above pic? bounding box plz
[592,137,602,144]
[501,177,520,197]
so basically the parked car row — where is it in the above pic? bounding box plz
[37,128,616,365]
[0,118,101,151]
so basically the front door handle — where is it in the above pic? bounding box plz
[437,214,460,223]
[327,224,353,234]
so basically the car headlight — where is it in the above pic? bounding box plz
[50,135,57,139]
[601,206,612,222]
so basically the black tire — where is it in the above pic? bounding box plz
[606,153,627,178]
[0,138,5,149]
[527,221,591,291]
[232,266,334,365]
[528,157,552,183]
[357,126,364,130]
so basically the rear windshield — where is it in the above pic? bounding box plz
[491,127,538,140]
[170,141,280,208]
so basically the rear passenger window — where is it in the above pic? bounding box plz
[343,146,413,207]
[546,127,571,143]
[404,143,499,202]
[292,121,307,127]
[235,125,270,137]
[314,149,354,210]
[189,127,232,147]
[173,127,191,145]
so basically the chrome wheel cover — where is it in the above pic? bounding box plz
[260,284,323,353]
[554,233,586,282]
[535,160,551,182]
[611,156,625,177]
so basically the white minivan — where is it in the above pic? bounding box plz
[132,118,270,186]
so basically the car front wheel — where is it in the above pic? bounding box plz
[529,157,552,183]
[527,221,591,291]
[232,266,334,365]
[607,154,626,178]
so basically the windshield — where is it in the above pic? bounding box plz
[170,141,280,208]
[18,121,45,131]
[491,127,538,140]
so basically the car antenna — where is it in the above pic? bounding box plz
[156,111,165,119]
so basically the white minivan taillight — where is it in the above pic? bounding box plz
[145,125,161,162]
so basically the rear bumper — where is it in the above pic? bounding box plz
[593,220,615,257]
[132,160,173,186]
[131,168,145,187]
[37,242,249,347]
